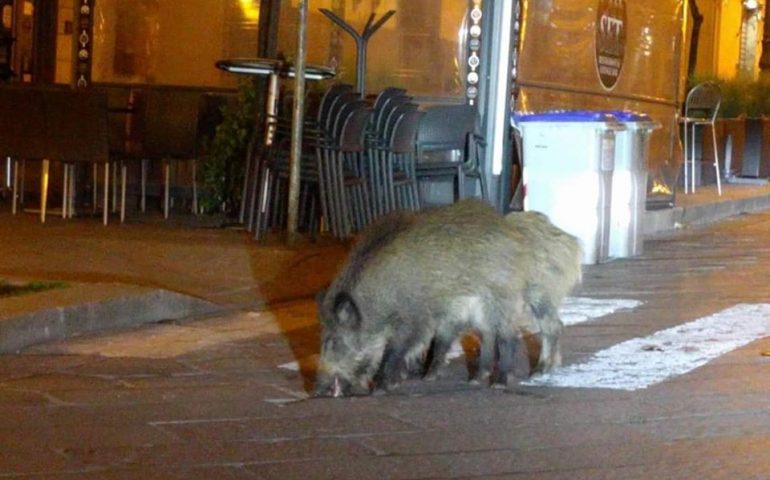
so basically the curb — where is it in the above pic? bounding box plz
[0,288,220,353]
[644,193,770,235]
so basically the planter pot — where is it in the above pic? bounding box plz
[699,117,744,185]
[704,117,770,182]
[741,117,770,178]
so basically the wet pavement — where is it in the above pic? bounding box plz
[0,194,769,478]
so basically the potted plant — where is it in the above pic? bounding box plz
[199,78,259,215]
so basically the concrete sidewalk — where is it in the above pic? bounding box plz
[0,206,348,352]
[2,182,770,353]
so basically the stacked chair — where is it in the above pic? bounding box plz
[366,90,422,216]
[249,84,480,241]
[414,104,487,203]
[251,83,374,240]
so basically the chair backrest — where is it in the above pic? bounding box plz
[338,106,372,153]
[685,81,721,122]
[416,104,477,158]
[43,88,110,164]
[321,91,359,135]
[317,83,355,127]
[139,87,203,158]
[390,109,425,155]
[0,86,48,159]
[382,102,419,145]
[331,99,369,142]
[373,94,412,138]
[372,86,407,112]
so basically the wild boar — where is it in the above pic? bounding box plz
[315,199,532,397]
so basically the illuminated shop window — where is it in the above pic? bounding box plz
[277,0,472,97]
[92,0,260,87]
[90,0,472,95]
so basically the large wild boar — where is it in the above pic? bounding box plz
[503,211,582,373]
[315,199,580,397]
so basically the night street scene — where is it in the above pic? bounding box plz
[2,0,770,479]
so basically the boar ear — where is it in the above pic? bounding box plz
[333,292,362,330]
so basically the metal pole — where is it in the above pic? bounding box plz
[287,0,309,245]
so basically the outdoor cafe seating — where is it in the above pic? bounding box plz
[0,85,115,225]
[0,84,233,224]
[244,82,485,240]
[0,81,485,241]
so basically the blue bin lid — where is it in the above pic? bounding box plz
[513,110,614,123]
[601,110,652,122]
[513,109,652,124]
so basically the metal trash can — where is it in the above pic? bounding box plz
[514,111,624,264]
[606,111,660,259]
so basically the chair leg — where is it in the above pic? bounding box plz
[140,158,148,213]
[315,154,328,235]
[40,159,49,223]
[247,158,262,232]
[239,141,254,224]
[70,164,76,219]
[192,159,198,215]
[255,167,272,241]
[711,123,721,196]
[92,163,98,214]
[62,163,69,220]
[11,159,18,215]
[691,124,697,194]
[163,159,170,220]
[111,161,118,213]
[20,159,25,205]
[103,161,110,226]
[478,171,488,201]
[683,120,689,194]
[456,166,466,201]
[121,162,127,223]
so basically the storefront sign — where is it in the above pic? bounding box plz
[595,0,626,90]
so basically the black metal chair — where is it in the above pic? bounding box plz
[316,103,373,238]
[2,87,113,224]
[387,109,424,213]
[0,86,48,219]
[135,87,203,218]
[415,104,487,204]
[251,87,363,240]
[43,88,113,224]
[367,102,420,216]
[682,81,721,195]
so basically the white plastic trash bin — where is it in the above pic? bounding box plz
[514,111,624,265]
[607,111,660,259]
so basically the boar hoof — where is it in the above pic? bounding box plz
[491,371,511,388]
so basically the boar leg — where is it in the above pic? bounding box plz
[474,332,496,383]
[374,342,415,390]
[423,334,453,381]
[533,300,563,373]
[374,346,408,391]
[493,332,517,386]
[424,316,466,381]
